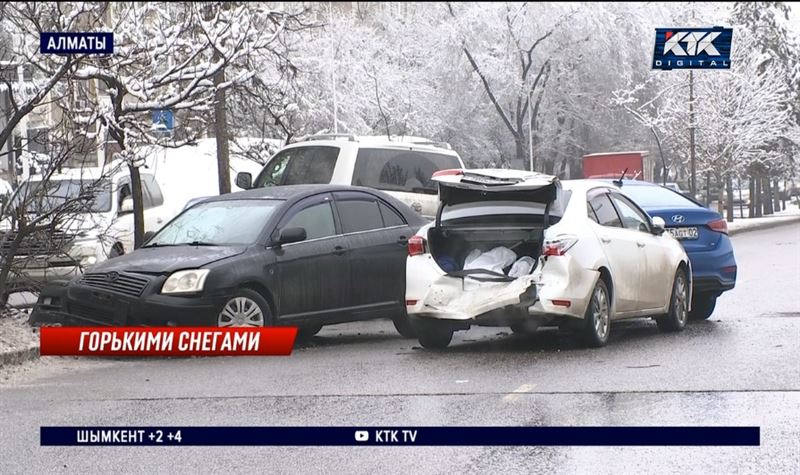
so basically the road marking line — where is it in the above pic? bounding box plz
[503,383,537,402]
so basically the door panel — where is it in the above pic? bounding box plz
[273,195,350,319]
[609,192,671,310]
[333,192,408,314]
[588,192,643,314]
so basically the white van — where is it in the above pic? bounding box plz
[1,166,175,291]
[235,134,466,218]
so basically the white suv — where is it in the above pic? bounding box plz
[235,134,465,218]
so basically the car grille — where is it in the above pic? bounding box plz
[78,272,150,297]
[0,231,76,257]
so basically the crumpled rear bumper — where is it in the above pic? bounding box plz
[410,255,598,324]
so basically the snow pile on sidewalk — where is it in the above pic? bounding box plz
[0,308,39,366]
[727,203,800,235]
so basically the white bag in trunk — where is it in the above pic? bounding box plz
[463,247,517,274]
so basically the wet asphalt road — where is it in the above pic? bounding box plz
[1,223,799,474]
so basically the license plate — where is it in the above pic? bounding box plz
[668,226,699,240]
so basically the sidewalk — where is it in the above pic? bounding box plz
[727,203,800,236]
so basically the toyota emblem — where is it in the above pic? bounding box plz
[671,214,686,223]
[105,271,120,282]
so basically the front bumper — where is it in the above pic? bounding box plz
[31,279,228,327]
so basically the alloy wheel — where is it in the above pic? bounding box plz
[593,285,610,340]
[218,297,265,327]
[673,273,688,325]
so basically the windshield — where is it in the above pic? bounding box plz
[13,179,112,214]
[619,185,699,208]
[146,199,283,247]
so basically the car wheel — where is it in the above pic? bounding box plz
[689,293,717,320]
[216,289,271,328]
[415,319,453,349]
[296,324,323,340]
[656,269,689,332]
[392,311,416,338]
[582,278,611,347]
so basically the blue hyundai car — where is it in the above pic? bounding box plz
[613,180,737,320]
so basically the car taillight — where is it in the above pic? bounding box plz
[708,218,728,235]
[543,236,578,256]
[431,169,464,179]
[408,236,426,256]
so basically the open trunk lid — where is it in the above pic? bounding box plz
[419,169,560,320]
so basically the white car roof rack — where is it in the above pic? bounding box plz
[293,133,453,151]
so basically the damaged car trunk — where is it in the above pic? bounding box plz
[419,171,566,323]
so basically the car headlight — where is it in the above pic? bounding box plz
[161,269,210,294]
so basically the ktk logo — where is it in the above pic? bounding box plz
[652,27,732,70]
[663,31,721,56]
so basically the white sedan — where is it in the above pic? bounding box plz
[405,169,691,349]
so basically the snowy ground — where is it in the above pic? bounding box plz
[727,202,800,234]
[0,309,38,367]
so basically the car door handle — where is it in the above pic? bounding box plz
[600,236,611,244]
[396,236,408,246]
[333,245,347,256]
[637,242,646,248]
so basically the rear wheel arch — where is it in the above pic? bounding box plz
[597,266,614,314]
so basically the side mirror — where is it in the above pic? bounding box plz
[276,227,306,246]
[119,197,134,214]
[651,216,666,236]
[235,172,252,190]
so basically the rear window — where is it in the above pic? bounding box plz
[619,185,699,208]
[351,148,461,194]
[254,146,339,187]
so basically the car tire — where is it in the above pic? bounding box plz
[415,319,453,349]
[392,311,417,338]
[582,278,611,347]
[689,293,717,321]
[656,269,689,332]
[296,324,323,340]
[215,289,272,328]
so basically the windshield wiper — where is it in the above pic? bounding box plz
[141,242,176,248]
[185,241,218,246]
[142,241,218,248]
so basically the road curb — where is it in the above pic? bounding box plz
[0,345,39,367]
[728,215,800,236]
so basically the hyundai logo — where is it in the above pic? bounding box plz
[671,214,686,223]
[105,271,119,282]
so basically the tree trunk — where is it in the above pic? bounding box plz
[716,175,724,215]
[705,173,711,207]
[725,174,734,222]
[514,136,526,170]
[772,179,781,212]
[129,164,146,249]
[748,178,755,218]
[763,176,773,215]
[754,177,762,217]
[213,62,231,195]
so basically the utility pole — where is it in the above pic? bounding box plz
[689,70,696,197]
[329,2,338,133]
[528,90,534,172]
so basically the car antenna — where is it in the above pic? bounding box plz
[613,168,628,188]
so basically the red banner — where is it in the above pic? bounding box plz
[40,327,297,356]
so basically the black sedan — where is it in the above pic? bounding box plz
[30,185,427,338]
